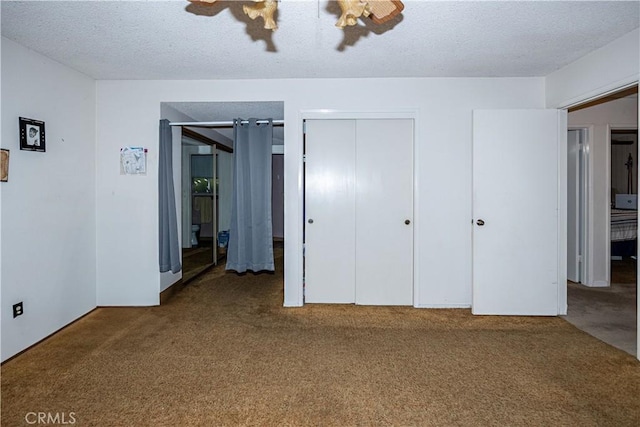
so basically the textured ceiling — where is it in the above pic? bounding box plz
[2,1,639,81]
[4,1,638,129]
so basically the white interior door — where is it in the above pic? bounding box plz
[355,119,413,305]
[304,120,356,303]
[472,109,566,315]
[567,130,581,282]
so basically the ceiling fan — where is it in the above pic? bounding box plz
[190,0,404,31]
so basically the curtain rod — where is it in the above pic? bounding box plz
[170,119,285,128]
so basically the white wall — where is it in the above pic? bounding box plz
[569,97,638,287]
[95,77,545,308]
[610,133,637,197]
[546,29,639,109]
[1,38,96,361]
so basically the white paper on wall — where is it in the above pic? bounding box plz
[120,147,147,175]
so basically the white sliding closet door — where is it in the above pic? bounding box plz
[355,119,414,305]
[304,118,414,305]
[304,120,356,303]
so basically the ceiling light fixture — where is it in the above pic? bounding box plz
[190,0,404,31]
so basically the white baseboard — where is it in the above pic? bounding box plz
[414,303,471,309]
[283,301,303,307]
[582,280,609,288]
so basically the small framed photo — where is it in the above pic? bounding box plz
[19,117,46,152]
[1,149,9,182]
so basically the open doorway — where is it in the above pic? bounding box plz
[610,127,638,296]
[165,101,285,283]
[564,87,638,356]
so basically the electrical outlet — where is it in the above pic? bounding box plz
[13,302,23,318]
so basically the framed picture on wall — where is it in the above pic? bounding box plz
[19,117,46,152]
[0,149,9,182]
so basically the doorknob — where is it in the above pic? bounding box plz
[476,219,485,226]
[308,219,314,224]
[404,219,411,225]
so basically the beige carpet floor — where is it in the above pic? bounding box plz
[2,249,639,426]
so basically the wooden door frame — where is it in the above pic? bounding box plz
[297,110,420,307]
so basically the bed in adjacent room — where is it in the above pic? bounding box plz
[611,208,637,258]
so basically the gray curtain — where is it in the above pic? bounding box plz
[158,119,182,274]
[226,118,275,273]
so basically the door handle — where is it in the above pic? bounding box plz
[476,219,485,226]
[308,219,314,224]
[405,219,411,225]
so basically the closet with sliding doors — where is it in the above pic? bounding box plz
[304,118,414,305]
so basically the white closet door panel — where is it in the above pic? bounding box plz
[304,120,356,303]
[355,119,414,305]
